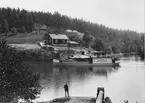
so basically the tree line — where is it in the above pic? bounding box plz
[0,7,144,59]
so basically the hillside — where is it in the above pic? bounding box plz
[0,7,144,57]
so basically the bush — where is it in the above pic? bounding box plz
[0,39,41,102]
[11,27,18,35]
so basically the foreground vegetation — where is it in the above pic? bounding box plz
[0,39,41,102]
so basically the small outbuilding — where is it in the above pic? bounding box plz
[68,41,79,47]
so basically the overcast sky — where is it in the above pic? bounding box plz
[0,0,144,33]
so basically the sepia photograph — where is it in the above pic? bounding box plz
[0,0,144,103]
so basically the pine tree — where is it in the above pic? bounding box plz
[3,19,9,35]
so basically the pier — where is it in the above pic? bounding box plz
[96,87,105,103]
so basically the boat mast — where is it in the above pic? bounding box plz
[143,33,145,64]
[67,40,70,59]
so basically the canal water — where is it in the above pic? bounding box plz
[26,56,145,103]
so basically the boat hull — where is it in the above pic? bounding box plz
[53,62,120,67]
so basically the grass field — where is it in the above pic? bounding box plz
[9,44,41,50]
[1,32,45,44]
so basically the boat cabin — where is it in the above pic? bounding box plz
[93,51,111,58]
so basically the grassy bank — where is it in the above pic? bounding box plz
[1,32,45,44]
[1,32,55,60]
[9,44,41,50]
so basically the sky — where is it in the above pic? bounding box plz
[0,0,144,33]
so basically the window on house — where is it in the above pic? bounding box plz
[55,39,58,44]
[48,39,51,44]
[62,40,66,44]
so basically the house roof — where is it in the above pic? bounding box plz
[72,54,90,59]
[49,34,69,39]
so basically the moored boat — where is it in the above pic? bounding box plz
[53,53,120,67]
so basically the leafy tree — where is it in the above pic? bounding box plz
[0,39,41,102]
[11,27,17,35]
[21,26,26,33]
[92,38,104,51]
[0,24,2,33]
[83,31,93,48]
[137,34,144,60]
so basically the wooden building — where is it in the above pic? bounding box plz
[45,34,69,46]
[68,41,79,47]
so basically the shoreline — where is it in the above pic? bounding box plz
[36,97,96,103]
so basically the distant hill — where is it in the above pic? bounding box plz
[0,7,144,55]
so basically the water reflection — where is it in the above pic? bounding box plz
[92,66,120,77]
[25,56,144,103]
[26,60,120,87]
[52,66,119,82]
[26,60,120,79]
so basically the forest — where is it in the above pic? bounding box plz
[0,7,144,59]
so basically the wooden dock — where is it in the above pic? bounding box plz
[96,87,105,103]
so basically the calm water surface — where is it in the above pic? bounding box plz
[27,56,145,103]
